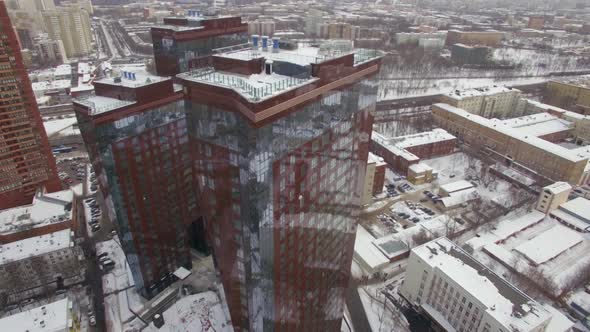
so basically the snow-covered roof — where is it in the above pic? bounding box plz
[543,304,575,332]
[496,113,572,137]
[74,95,136,115]
[77,62,92,75]
[53,64,72,77]
[543,181,572,195]
[371,129,455,163]
[0,298,69,332]
[43,117,78,137]
[408,163,432,174]
[367,152,386,166]
[0,229,73,264]
[514,225,583,265]
[558,197,590,222]
[439,180,474,194]
[445,86,517,100]
[32,79,71,92]
[0,189,73,236]
[433,103,588,162]
[414,237,552,330]
[95,67,169,89]
[441,187,478,207]
[354,226,391,271]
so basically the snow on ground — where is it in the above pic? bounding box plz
[43,117,78,136]
[96,238,134,294]
[143,291,233,332]
[423,152,518,206]
[378,76,548,100]
[358,283,409,332]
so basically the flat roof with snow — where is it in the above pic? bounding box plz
[354,226,390,272]
[0,229,73,264]
[433,103,588,163]
[0,298,69,332]
[543,181,572,195]
[439,180,474,194]
[514,224,583,265]
[445,85,517,100]
[497,113,572,137]
[414,238,552,331]
[0,189,73,236]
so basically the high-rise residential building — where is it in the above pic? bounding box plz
[150,14,248,76]
[34,36,68,64]
[0,2,61,210]
[73,69,200,298]
[42,3,92,58]
[177,40,382,331]
[400,237,555,332]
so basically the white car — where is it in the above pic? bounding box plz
[89,315,96,326]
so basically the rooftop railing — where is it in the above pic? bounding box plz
[184,67,313,101]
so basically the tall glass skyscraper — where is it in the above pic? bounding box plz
[0,1,61,210]
[178,42,382,331]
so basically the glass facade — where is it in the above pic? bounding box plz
[153,32,248,75]
[186,75,379,331]
[76,100,199,297]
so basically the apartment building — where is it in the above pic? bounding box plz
[432,103,589,185]
[451,44,492,66]
[546,78,590,115]
[400,237,554,332]
[0,2,61,210]
[395,31,447,45]
[34,36,68,64]
[362,152,386,205]
[440,86,522,118]
[42,3,92,58]
[0,229,81,296]
[536,182,572,214]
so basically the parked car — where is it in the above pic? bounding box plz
[89,316,97,326]
[97,252,109,259]
[411,217,420,223]
[91,224,101,232]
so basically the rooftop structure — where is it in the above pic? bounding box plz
[151,15,248,76]
[0,228,73,264]
[0,188,73,238]
[0,298,70,332]
[400,237,553,332]
[544,181,573,195]
[439,180,474,195]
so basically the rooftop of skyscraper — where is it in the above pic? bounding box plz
[178,40,382,103]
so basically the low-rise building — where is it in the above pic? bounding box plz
[371,129,456,175]
[0,229,82,298]
[400,237,554,332]
[536,182,572,214]
[550,197,590,232]
[450,43,492,66]
[0,188,76,244]
[407,163,434,185]
[432,103,589,185]
[0,298,75,332]
[395,31,447,46]
[446,30,505,47]
[441,86,522,118]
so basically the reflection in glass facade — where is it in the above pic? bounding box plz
[186,75,379,331]
[76,101,199,297]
